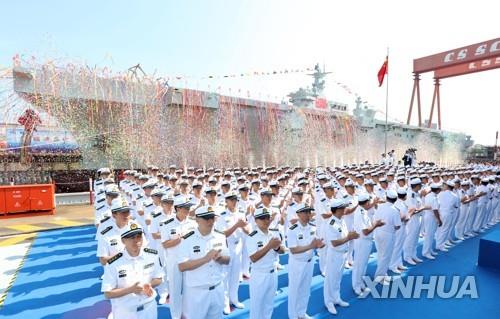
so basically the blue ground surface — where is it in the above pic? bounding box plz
[1,224,499,319]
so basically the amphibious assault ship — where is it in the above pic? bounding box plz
[0,63,473,190]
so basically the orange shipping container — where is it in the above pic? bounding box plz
[0,188,6,214]
[4,187,31,213]
[30,185,55,211]
[0,184,55,217]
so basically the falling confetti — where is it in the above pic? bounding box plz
[1,57,467,174]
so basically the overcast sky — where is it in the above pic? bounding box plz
[0,0,498,145]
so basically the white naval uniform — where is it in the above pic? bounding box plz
[489,183,496,224]
[96,216,115,240]
[454,188,469,239]
[94,179,104,195]
[94,199,111,225]
[97,220,135,259]
[465,185,478,235]
[403,190,423,261]
[139,199,155,229]
[373,202,401,279]
[450,189,461,236]
[366,192,377,222]
[285,201,300,229]
[246,227,281,319]
[352,206,373,292]
[484,184,495,225]
[473,184,489,231]
[119,179,129,191]
[94,203,112,239]
[422,192,440,256]
[178,228,229,319]
[94,189,106,209]
[238,196,254,276]
[257,204,282,268]
[101,248,164,319]
[375,185,387,200]
[323,215,348,306]
[148,208,170,298]
[436,190,458,249]
[159,216,196,319]
[483,183,494,227]
[124,182,138,205]
[215,208,247,306]
[493,184,499,222]
[343,193,357,264]
[286,222,317,319]
[216,192,228,205]
[390,199,409,270]
[315,196,331,275]
[132,187,145,219]
[190,194,204,207]
[147,207,163,250]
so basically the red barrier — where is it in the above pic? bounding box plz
[0,184,55,218]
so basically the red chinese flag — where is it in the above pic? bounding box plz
[377,56,388,87]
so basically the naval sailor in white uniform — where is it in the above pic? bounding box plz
[101,223,164,319]
[323,198,359,315]
[286,204,324,319]
[160,195,196,318]
[246,206,285,319]
[372,190,401,283]
[177,205,230,319]
[352,192,384,295]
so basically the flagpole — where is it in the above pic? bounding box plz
[384,47,389,156]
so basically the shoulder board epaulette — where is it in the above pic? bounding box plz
[107,252,122,264]
[214,229,225,235]
[144,248,158,254]
[97,204,105,210]
[100,216,111,223]
[289,223,298,230]
[144,203,153,207]
[97,190,105,195]
[308,222,316,227]
[182,231,195,239]
[101,225,113,235]
[220,211,227,215]
[321,198,327,202]
[329,219,336,225]
[133,187,140,191]
[97,198,105,203]
[163,218,175,225]
[289,202,295,206]
[249,230,258,237]
[269,228,279,231]
[137,195,144,199]
[343,194,348,198]
[152,212,162,218]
